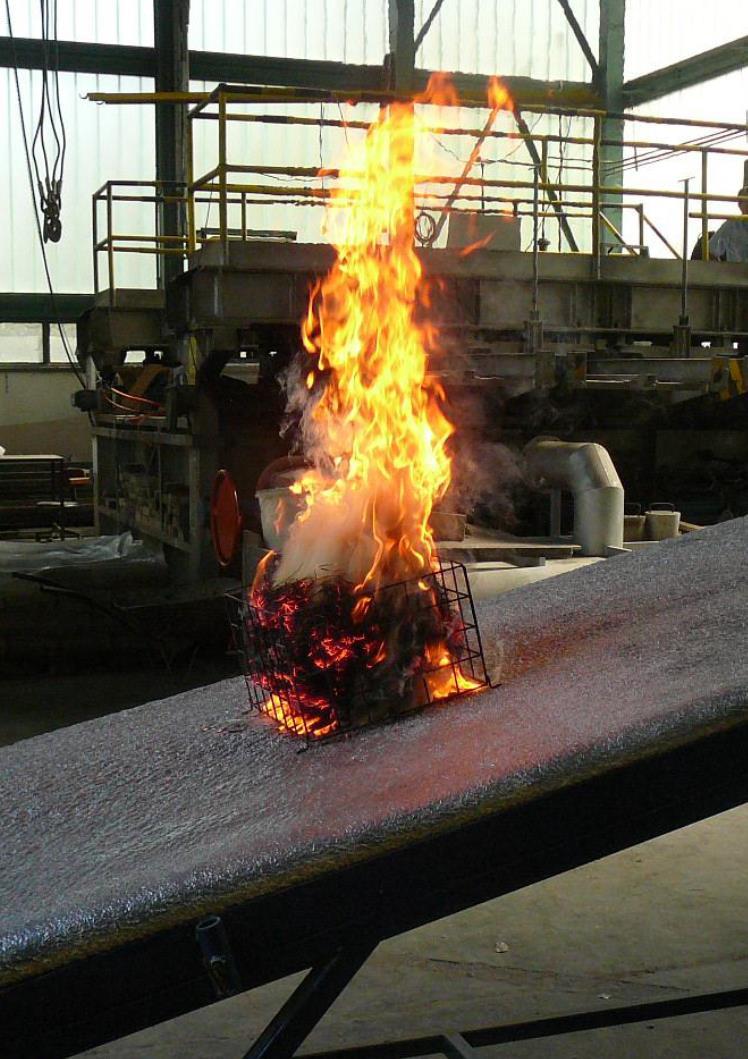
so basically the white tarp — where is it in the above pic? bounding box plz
[0,533,153,574]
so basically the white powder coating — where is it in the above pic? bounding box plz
[1,518,747,984]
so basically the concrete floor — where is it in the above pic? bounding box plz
[5,675,747,1058]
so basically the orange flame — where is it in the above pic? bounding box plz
[277,92,455,589]
[252,75,509,734]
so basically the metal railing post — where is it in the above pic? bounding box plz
[681,176,691,319]
[592,115,601,278]
[532,164,540,315]
[106,181,115,304]
[154,183,161,288]
[218,90,229,260]
[186,114,196,253]
[92,192,100,293]
[701,149,709,260]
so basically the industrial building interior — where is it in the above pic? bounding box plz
[2,1,748,1057]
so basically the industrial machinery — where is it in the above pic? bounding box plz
[73,85,748,581]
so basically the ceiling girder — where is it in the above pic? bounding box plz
[0,35,600,109]
[622,35,748,108]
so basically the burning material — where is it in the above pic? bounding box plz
[239,75,509,739]
[234,559,487,739]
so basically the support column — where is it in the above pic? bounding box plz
[154,0,190,288]
[387,0,415,92]
[597,0,626,248]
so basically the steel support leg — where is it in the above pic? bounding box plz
[241,942,378,1059]
[441,1033,478,1058]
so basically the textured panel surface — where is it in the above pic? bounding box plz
[2,518,748,985]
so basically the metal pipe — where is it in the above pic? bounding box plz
[681,176,691,320]
[640,211,681,259]
[430,94,507,244]
[599,212,639,255]
[218,91,228,260]
[106,182,115,295]
[201,162,740,209]
[186,113,196,253]
[524,437,624,556]
[701,150,709,260]
[688,211,748,222]
[87,96,748,164]
[592,115,601,277]
[532,165,540,314]
[92,194,99,293]
[195,916,241,999]
[86,88,748,133]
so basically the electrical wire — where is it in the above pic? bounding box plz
[4,0,86,389]
[430,111,545,169]
[605,126,745,177]
[109,386,163,409]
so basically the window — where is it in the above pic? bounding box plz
[0,322,79,366]
[0,323,44,365]
[49,324,78,365]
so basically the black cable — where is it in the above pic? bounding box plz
[51,0,67,181]
[30,0,65,243]
[4,0,85,389]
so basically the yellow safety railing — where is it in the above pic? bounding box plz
[90,84,748,290]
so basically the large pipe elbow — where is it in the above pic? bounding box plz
[524,437,624,556]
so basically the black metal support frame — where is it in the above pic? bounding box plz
[223,942,748,1059]
[6,718,748,1058]
[295,984,748,1058]
[241,943,377,1059]
[154,0,189,289]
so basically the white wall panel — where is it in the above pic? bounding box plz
[4,2,745,293]
[0,69,155,292]
[625,0,747,81]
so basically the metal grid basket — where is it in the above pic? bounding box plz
[227,559,489,744]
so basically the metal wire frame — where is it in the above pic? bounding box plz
[227,559,490,746]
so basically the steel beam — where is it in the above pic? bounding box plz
[597,0,626,239]
[300,987,748,1057]
[154,0,189,288]
[622,35,748,108]
[514,111,579,252]
[0,36,599,109]
[0,293,93,323]
[414,0,448,54]
[388,0,416,91]
[415,70,600,108]
[556,0,598,76]
[190,50,385,92]
[0,37,155,77]
[241,944,378,1059]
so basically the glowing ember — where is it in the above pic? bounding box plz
[248,75,509,738]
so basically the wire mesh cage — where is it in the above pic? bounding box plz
[227,559,489,744]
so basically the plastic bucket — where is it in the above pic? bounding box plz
[255,486,306,551]
[645,503,680,541]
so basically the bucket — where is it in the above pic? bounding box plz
[255,457,310,551]
[431,511,467,541]
[623,503,646,542]
[255,485,306,552]
[645,502,681,541]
